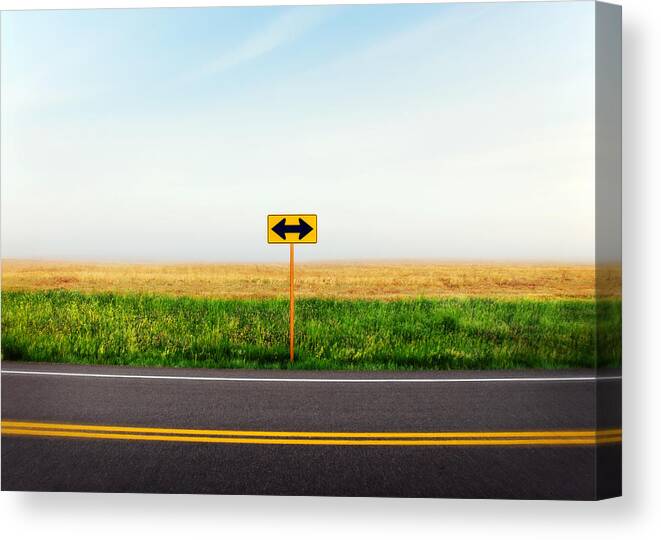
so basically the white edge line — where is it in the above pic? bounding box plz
[0,370,622,383]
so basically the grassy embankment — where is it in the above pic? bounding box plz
[0,261,621,370]
[1,294,621,371]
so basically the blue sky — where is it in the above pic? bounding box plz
[1,2,596,262]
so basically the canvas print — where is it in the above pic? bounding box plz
[0,1,621,499]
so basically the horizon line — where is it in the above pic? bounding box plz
[1,257,608,267]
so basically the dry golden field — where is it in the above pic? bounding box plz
[1,259,620,299]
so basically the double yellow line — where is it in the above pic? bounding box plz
[1,421,622,446]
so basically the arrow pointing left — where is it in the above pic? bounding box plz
[271,217,314,240]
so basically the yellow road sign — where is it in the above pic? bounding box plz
[267,214,317,244]
[267,213,317,363]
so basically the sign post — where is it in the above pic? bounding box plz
[267,214,317,363]
[289,243,294,362]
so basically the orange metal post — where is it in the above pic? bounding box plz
[289,243,295,363]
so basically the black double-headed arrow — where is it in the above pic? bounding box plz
[271,217,314,240]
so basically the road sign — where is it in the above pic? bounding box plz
[267,214,317,244]
[267,213,318,363]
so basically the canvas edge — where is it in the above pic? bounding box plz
[595,0,622,501]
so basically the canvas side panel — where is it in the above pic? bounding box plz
[595,0,622,500]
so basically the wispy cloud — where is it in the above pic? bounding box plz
[191,7,331,79]
[301,5,488,84]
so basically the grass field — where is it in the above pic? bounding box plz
[1,290,621,371]
[1,260,620,299]
[0,261,621,370]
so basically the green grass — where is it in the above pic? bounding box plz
[0,290,621,370]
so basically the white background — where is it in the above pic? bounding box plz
[0,0,659,539]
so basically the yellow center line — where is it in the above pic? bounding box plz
[0,421,622,440]
[0,428,622,446]
[0,420,622,446]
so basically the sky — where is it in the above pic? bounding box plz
[1,2,596,263]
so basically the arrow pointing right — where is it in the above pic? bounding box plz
[271,218,314,240]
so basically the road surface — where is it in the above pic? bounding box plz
[1,361,621,499]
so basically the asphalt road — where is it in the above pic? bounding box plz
[1,361,621,499]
